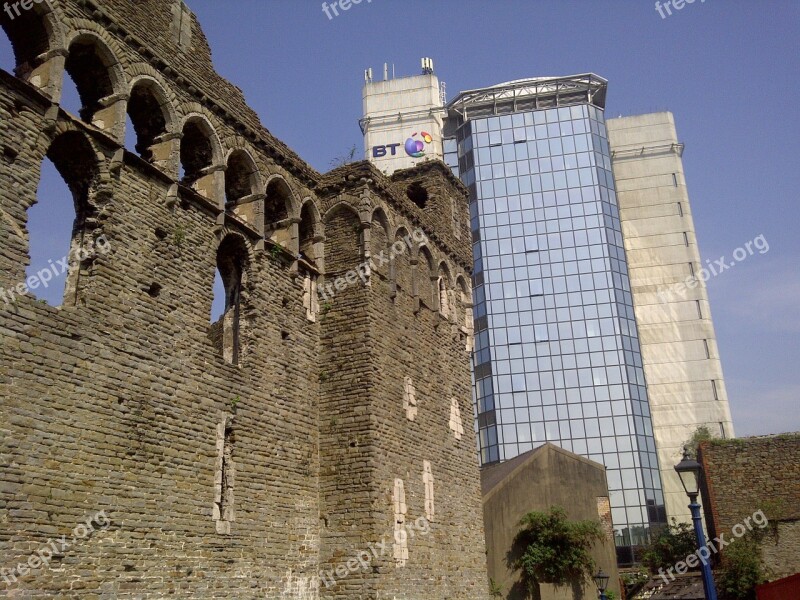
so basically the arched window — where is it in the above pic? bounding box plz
[264,177,293,247]
[323,205,361,277]
[370,209,390,280]
[180,118,214,185]
[1,6,49,83]
[298,200,322,321]
[225,150,261,229]
[126,80,169,164]
[225,150,258,205]
[64,36,116,127]
[210,235,249,365]
[393,227,412,296]
[299,201,322,266]
[416,246,435,309]
[437,262,452,318]
[456,275,474,352]
[180,117,220,202]
[23,131,100,307]
[1,20,17,74]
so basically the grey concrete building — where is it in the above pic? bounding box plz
[482,443,621,600]
[607,113,735,524]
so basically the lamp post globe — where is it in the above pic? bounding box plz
[674,447,702,499]
[593,568,610,600]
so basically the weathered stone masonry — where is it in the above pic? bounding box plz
[0,1,489,598]
[699,434,800,580]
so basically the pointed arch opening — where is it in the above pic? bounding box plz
[180,118,214,184]
[406,181,429,209]
[298,200,323,321]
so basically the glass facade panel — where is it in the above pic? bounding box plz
[448,92,666,560]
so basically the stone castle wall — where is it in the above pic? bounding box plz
[0,1,488,598]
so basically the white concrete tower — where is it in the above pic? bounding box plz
[361,58,446,174]
[607,112,735,525]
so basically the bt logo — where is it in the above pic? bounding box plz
[372,131,433,159]
[404,131,433,158]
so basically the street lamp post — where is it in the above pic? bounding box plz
[593,569,610,600]
[675,447,719,600]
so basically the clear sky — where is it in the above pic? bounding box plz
[2,1,798,436]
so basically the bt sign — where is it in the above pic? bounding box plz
[372,131,433,159]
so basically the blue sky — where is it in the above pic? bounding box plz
[2,1,798,436]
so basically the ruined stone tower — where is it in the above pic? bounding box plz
[0,1,489,598]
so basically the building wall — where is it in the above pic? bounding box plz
[362,72,444,174]
[0,2,488,598]
[482,444,620,600]
[607,112,735,525]
[699,434,800,580]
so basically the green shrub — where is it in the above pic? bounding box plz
[641,519,697,573]
[717,533,767,600]
[508,505,605,598]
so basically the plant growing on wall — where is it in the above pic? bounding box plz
[507,505,605,600]
[683,425,714,455]
[488,577,503,598]
[329,144,358,169]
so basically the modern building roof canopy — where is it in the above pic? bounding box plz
[447,73,608,121]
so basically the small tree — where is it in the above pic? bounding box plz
[507,506,605,600]
[717,532,768,600]
[329,144,358,169]
[641,519,697,573]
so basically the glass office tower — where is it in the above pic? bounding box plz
[445,75,666,563]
